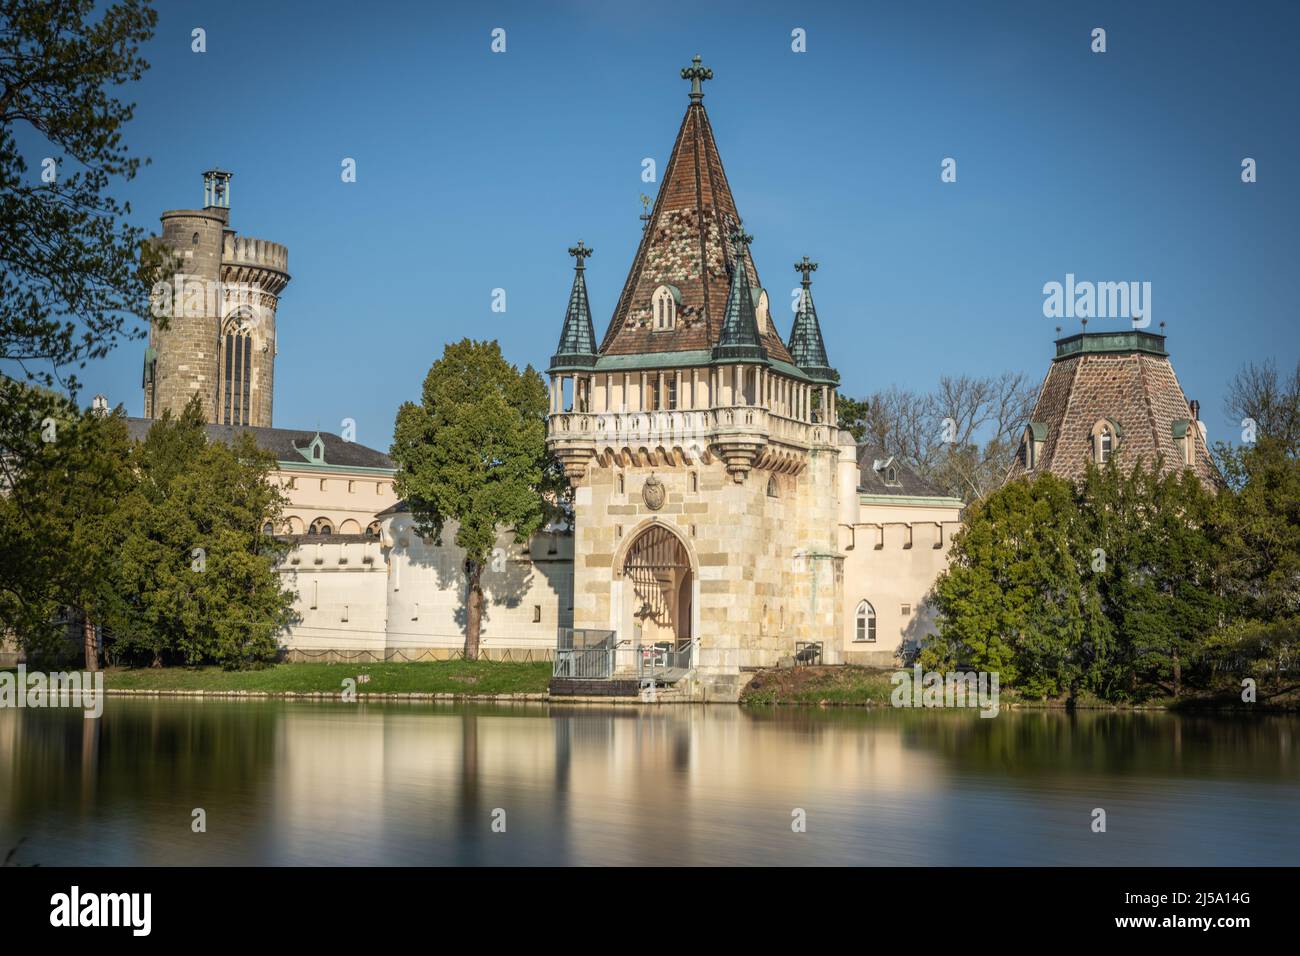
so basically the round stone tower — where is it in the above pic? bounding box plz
[144,169,290,427]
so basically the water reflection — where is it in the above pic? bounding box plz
[1,701,1297,865]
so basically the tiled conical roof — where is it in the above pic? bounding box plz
[787,257,838,384]
[550,242,598,371]
[597,60,793,364]
[1007,330,1219,487]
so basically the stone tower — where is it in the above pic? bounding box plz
[546,58,855,698]
[143,170,290,427]
[1007,329,1219,487]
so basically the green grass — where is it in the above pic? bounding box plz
[741,666,899,705]
[101,660,552,696]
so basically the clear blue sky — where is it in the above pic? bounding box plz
[60,0,1300,451]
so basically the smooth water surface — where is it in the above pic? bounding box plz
[1,700,1297,865]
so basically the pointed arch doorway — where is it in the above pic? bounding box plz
[616,522,696,672]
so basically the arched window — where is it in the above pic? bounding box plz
[309,517,333,535]
[767,475,779,497]
[855,601,876,643]
[339,519,361,535]
[652,285,676,330]
[191,232,199,246]
[219,322,254,426]
[261,521,274,536]
[365,521,381,539]
[1091,419,1119,464]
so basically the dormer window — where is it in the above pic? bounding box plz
[755,288,770,334]
[874,456,902,487]
[1022,422,1047,470]
[1091,419,1120,464]
[652,285,677,330]
[1172,420,1195,466]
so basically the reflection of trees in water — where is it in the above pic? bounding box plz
[2,700,279,822]
[740,706,1300,779]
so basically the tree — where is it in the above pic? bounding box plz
[108,400,295,668]
[923,473,1106,697]
[390,340,550,659]
[1,1,162,401]
[0,398,135,668]
[1223,358,1300,454]
[839,372,1036,502]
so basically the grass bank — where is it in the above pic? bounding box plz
[741,666,898,705]
[99,660,552,697]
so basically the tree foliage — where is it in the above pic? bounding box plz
[390,340,550,659]
[1,0,163,394]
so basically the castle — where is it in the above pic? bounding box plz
[130,60,1216,696]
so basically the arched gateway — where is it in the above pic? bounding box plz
[620,524,693,653]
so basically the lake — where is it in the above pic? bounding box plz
[1,699,1297,865]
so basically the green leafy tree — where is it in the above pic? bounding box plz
[924,473,1106,696]
[390,340,550,659]
[1,0,163,405]
[108,400,295,668]
[0,399,135,668]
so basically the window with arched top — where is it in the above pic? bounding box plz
[1091,419,1119,464]
[767,475,779,497]
[652,285,676,330]
[855,601,877,643]
[219,322,254,425]
[261,522,274,536]
[308,517,333,535]
[365,521,381,539]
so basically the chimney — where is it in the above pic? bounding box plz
[1189,399,1200,421]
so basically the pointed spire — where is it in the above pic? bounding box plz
[713,230,766,363]
[788,257,838,384]
[549,242,598,372]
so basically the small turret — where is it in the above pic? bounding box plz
[549,241,598,372]
[712,230,766,363]
[788,256,838,385]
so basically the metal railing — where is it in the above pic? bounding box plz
[636,641,693,679]
[553,628,617,680]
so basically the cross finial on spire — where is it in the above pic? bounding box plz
[794,256,818,287]
[568,241,593,270]
[728,228,753,255]
[681,54,713,103]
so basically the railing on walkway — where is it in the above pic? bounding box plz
[553,628,618,680]
[636,641,693,680]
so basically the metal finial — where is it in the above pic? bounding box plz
[568,241,592,270]
[728,228,753,254]
[681,54,713,103]
[794,256,818,287]
[639,192,652,227]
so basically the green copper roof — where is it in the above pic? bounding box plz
[713,232,766,363]
[550,242,598,372]
[787,261,837,384]
[1054,330,1168,361]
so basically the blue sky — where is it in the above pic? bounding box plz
[45,0,1300,450]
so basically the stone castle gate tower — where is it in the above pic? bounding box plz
[143,169,290,427]
[545,59,858,698]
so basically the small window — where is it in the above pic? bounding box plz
[667,376,677,409]
[689,472,698,493]
[532,605,542,623]
[365,521,381,539]
[618,473,625,494]
[767,475,779,497]
[319,479,328,491]
[309,517,333,535]
[901,604,911,616]
[1092,420,1118,464]
[855,601,877,643]
[262,522,274,535]
[886,466,897,485]
[191,232,199,246]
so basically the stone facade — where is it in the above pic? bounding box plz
[144,170,289,428]
[545,63,964,696]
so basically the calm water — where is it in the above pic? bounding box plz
[1,699,1297,866]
